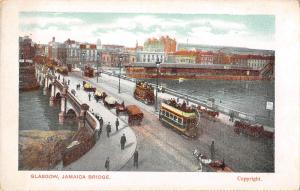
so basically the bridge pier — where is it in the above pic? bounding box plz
[59,84,69,124]
[78,104,89,130]
[43,75,49,95]
[50,78,57,106]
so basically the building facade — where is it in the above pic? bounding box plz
[19,36,39,90]
[144,36,176,54]
[136,51,165,63]
[19,36,35,60]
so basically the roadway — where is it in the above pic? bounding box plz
[63,71,274,172]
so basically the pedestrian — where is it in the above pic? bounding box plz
[71,89,76,96]
[133,150,138,168]
[68,79,70,85]
[229,112,234,122]
[99,117,104,130]
[105,157,110,171]
[58,75,60,80]
[106,122,111,138]
[210,141,215,160]
[120,133,127,150]
[97,127,101,138]
[88,93,91,101]
[115,118,119,131]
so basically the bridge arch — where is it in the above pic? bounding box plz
[66,108,77,120]
[55,92,61,99]
[48,83,53,91]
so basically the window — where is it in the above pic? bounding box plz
[166,112,170,117]
[162,110,165,115]
[174,116,178,121]
[178,118,182,124]
[170,114,174,119]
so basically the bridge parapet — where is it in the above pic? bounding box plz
[40,71,100,166]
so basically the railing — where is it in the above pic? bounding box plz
[102,70,273,128]
[54,78,100,131]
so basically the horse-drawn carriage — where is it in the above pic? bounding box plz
[94,89,107,102]
[192,149,233,172]
[234,120,264,137]
[197,106,219,119]
[56,66,68,75]
[83,83,96,92]
[126,105,143,126]
[103,96,121,109]
[116,101,127,116]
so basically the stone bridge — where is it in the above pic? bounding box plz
[35,65,100,167]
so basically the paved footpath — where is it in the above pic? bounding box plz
[52,75,137,171]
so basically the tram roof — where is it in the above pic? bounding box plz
[161,102,196,118]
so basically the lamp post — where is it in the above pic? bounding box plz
[97,52,100,83]
[155,56,161,112]
[118,56,123,94]
[81,52,86,76]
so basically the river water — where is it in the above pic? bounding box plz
[19,88,77,131]
[143,78,275,127]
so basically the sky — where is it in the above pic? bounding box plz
[19,12,275,50]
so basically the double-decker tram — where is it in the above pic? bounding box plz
[133,81,155,105]
[159,99,199,138]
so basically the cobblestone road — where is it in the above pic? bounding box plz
[67,72,274,172]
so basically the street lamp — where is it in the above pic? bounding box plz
[81,52,86,76]
[97,52,100,83]
[155,56,161,112]
[118,56,123,93]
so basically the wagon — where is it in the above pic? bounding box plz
[56,66,68,75]
[94,89,107,101]
[126,105,143,125]
[103,96,120,109]
[83,83,96,92]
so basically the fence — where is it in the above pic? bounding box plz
[103,70,274,127]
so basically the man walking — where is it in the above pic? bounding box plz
[88,93,91,101]
[106,122,111,138]
[210,140,215,160]
[115,118,119,131]
[120,133,127,150]
[133,150,139,168]
[99,117,103,134]
[105,157,110,171]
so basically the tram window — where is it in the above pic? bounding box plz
[162,110,165,115]
[174,116,177,121]
[170,114,174,119]
[166,112,170,117]
[178,118,182,124]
